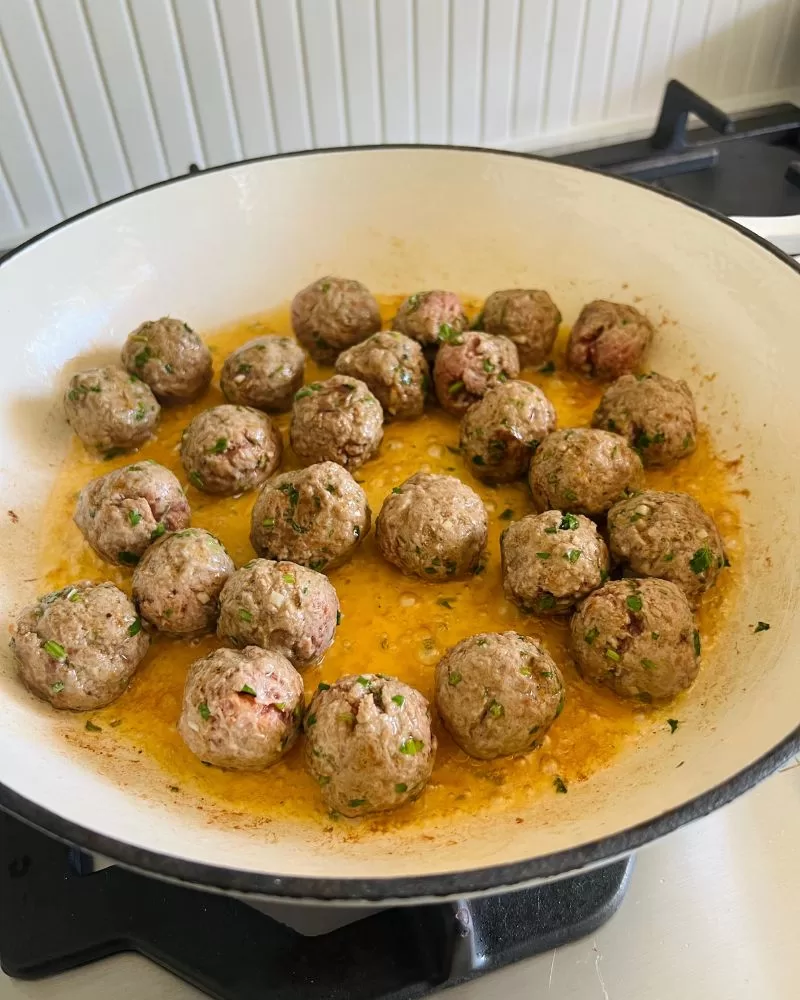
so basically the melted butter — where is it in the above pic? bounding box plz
[38,297,741,829]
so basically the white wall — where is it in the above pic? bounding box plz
[1,0,799,248]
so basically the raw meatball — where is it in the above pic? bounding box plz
[566,300,654,380]
[10,581,148,711]
[435,632,565,759]
[304,674,436,817]
[121,317,212,402]
[501,511,610,615]
[289,375,383,471]
[480,290,561,367]
[218,559,338,669]
[376,473,487,580]
[178,646,303,770]
[181,404,282,496]
[335,331,429,420]
[592,372,698,467]
[392,290,468,347]
[570,578,700,701]
[132,528,234,636]
[528,428,644,517]
[74,460,190,567]
[433,331,520,416]
[250,462,371,571]
[220,336,305,412]
[460,380,556,483]
[607,490,725,601]
[291,276,381,364]
[64,366,160,455]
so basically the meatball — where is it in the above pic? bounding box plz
[304,674,435,817]
[74,460,190,567]
[528,428,644,517]
[480,290,561,367]
[607,490,725,601]
[291,276,381,364]
[220,336,305,412]
[218,559,338,669]
[178,646,303,770]
[10,581,148,711]
[289,375,383,471]
[501,511,610,615]
[132,528,234,635]
[435,632,564,759]
[376,473,487,581]
[433,331,520,416]
[392,290,468,347]
[460,380,556,483]
[181,404,282,496]
[566,300,654,379]
[250,462,371,571]
[570,578,700,701]
[334,331,429,420]
[121,317,212,402]
[64,366,160,455]
[592,372,698,467]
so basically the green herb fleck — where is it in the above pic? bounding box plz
[392,486,403,494]
[754,621,770,633]
[626,594,643,612]
[348,799,367,808]
[553,776,568,794]
[127,618,142,637]
[118,550,139,566]
[539,360,556,374]
[282,573,295,584]
[85,720,102,733]
[189,471,204,490]
[395,783,408,794]
[318,775,331,786]
[261,517,275,528]
[565,548,581,564]
[437,597,455,609]
[438,323,463,345]
[150,523,166,541]
[399,737,424,756]
[689,546,714,575]
[306,713,318,727]
[641,658,656,671]
[128,510,142,527]
[50,681,65,694]
[693,630,701,656]
[447,380,465,396]
[605,647,621,662]
[563,488,578,503]
[651,631,660,641]
[198,702,211,721]
[584,627,599,645]
[356,676,370,686]
[663,551,675,562]
[499,508,514,521]
[536,551,551,560]
[240,684,257,696]
[667,718,679,733]
[238,608,253,622]
[536,593,556,611]
[391,694,405,706]
[487,700,504,718]
[211,437,228,454]
[103,447,126,461]
[43,640,66,661]
[559,513,579,531]
[448,672,462,686]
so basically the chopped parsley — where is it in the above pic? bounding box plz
[392,486,402,494]
[448,380,465,395]
[689,546,714,575]
[399,737,424,756]
[306,713,318,727]
[282,573,295,584]
[559,513,579,531]
[482,358,495,373]
[127,618,142,637]
[261,517,275,528]
[437,597,455,609]
[438,323,463,344]
[565,548,581,563]
[626,594,643,612]
[85,720,102,733]
[584,627,599,645]
[128,510,142,527]
[563,488,578,503]
[641,658,656,671]
[663,551,675,562]
[536,551,551,560]
[536,593,556,611]
[487,700,504,718]
[211,437,228,454]
[50,681,65,694]
[391,694,405,706]
[754,621,770,633]
[395,783,408,794]
[239,684,257,696]
[667,718,680,733]
[693,630,701,656]
[238,608,253,622]
[118,550,139,566]
[198,702,211,721]
[448,672,463,686]
[553,776,568,794]
[356,676,370,686]
[150,523,166,540]
[43,640,66,661]
[188,471,205,490]
[348,799,367,808]
[605,647,621,662]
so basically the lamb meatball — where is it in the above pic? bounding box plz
[218,559,338,669]
[121,317,212,402]
[181,404,282,496]
[178,646,303,770]
[566,300,654,380]
[433,331,520,416]
[480,290,561,367]
[132,528,234,635]
[250,463,371,571]
[64,366,160,455]
[290,375,383,471]
[10,581,148,711]
[304,674,435,817]
[460,380,556,483]
[592,372,698,467]
[291,276,381,364]
[570,578,700,701]
[74,460,190,567]
[220,336,305,412]
[528,428,644,517]
[335,331,429,420]
[607,490,725,601]
[435,632,564,759]
[376,473,487,581]
[501,511,609,615]
[392,290,468,347]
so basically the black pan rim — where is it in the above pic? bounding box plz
[1,142,799,902]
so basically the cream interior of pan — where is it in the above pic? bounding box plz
[0,148,797,885]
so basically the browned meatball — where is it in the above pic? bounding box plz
[335,331,429,420]
[376,473,487,580]
[566,300,654,379]
[460,380,556,483]
[220,336,305,412]
[592,372,698,467]
[433,331,520,416]
[289,376,383,471]
[435,632,564,759]
[392,290,469,347]
[528,428,644,517]
[570,578,700,702]
[501,511,609,615]
[64,366,160,455]
[121,317,212,402]
[291,276,381,364]
[480,290,561,367]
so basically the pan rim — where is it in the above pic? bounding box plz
[2,142,799,901]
